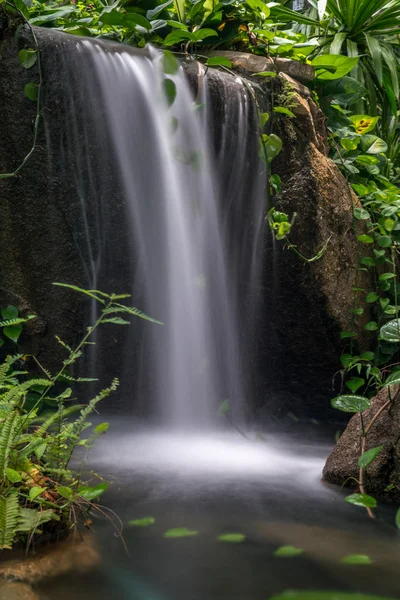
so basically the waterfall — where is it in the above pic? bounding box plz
[45,39,266,429]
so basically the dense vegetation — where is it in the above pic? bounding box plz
[2,0,400,542]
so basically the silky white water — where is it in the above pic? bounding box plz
[49,40,266,428]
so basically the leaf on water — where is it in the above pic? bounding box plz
[340,554,373,565]
[128,516,155,527]
[269,591,397,600]
[217,533,246,543]
[163,528,198,538]
[345,493,377,508]
[358,446,383,468]
[273,545,304,557]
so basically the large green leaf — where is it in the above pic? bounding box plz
[358,445,383,468]
[311,55,359,80]
[380,319,400,343]
[359,135,388,154]
[345,493,377,508]
[0,490,19,549]
[331,394,370,413]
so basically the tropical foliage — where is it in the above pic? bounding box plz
[0,284,161,549]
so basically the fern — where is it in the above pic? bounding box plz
[0,356,23,387]
[102,304,163,325]
[0,379,51,406]
[0,410,23,477]
[0,490,20,549]
[17,508,58,533]
[35,404,84,438]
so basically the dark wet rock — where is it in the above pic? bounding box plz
[323,386,400,501]
[0,17,366,418]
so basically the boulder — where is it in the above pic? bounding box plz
[0,582,39,600]
[323,387,400,501]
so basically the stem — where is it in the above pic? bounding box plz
[359,434,375,519]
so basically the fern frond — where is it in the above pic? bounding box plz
[0,356,23,387]
[16,508,58,533]
[52,283,106,305]
[0,410,23,477]
[35,405,84,438]
[0,490,20,549]
[71,379,119,438]
[55,335,73,353]
[0,379,51,406]
[102,304,163,325]
[58,373,98,383]
[0,317,34,328]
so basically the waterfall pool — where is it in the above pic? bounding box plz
[37,422,400,600]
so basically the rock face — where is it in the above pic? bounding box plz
[0,17,363,418]
[323,387,400,500]
[0,581,39,600]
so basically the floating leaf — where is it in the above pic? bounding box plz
[331,395,370,413]
[340,554,373,565]
[345,493,377,508]
[358,446,383,468]
[128,516,155,527]
[270,591,396,600]
[163,528,198,538]
[217,533,246,543]
[274,545,304,557]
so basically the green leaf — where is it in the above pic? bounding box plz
[379,273,395,281]
[345,493,377,508]
[377,236,392,248]
[273,545,304,557]
[217,533,246,543]
[246,0,270,17]
[253,71,277,78]
[94,422,109,434]
[364,321,378,331]
[360,351,374,361]
[18,49,37,69]
[380,319,400,343]
[192,28,218,42]
[396,507,400,529]
[340,554,373,565]
[366,292,379,303]
[11,0,30,19]
[353,208,370,220]
[270,591,397,600]
[164,30,194,46]
[311,55,358,80]
[263,134,283,162]
[1,306,18,320]
[382,371,400,387]
[29,486,46,501]
[163,78,176,107]
[101,317,131,325]
[162,50,179,75]
[273,107,295,118]
[128,516,155,527]
[331,395,370,413]
[206,56,232,68]
[352,183,369,196]
[3,325,23,343]
[345,377,364,393]
[357,235,374,244]
[52,283,106,305]
[163,528,198,538]
[358,446,383,468]
[360,135,388,155]
[56,486,74,501]
[340,331,356,339]
[341,138,358,151]
[350,115,380,135]
[6,468,22,483]
[17,507,58,533]
[77,482,108,501]
[24,83,38,102]
[0,490,19,549]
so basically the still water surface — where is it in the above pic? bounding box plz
[39,423,400,600]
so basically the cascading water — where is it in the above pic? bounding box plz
[46,39,266,429]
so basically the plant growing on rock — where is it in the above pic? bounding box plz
[0,283,161,550]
